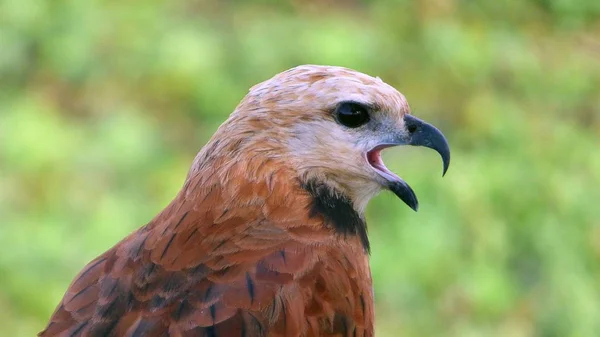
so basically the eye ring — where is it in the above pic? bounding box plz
[334,102,371,128]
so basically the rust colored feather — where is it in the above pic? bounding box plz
[39,159,375,337]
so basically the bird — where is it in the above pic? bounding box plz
[40,65,450,337]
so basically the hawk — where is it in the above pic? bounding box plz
[40,65,450,337]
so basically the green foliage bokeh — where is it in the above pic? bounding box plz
[1,0,599,336]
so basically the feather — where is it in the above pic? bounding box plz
[41,65,451,337]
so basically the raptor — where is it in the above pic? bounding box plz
[41,65,450,337]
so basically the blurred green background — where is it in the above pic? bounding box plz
[1,0,600,336]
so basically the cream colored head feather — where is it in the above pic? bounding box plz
[191,65,450,213]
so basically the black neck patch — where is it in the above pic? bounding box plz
[301,179,370,253]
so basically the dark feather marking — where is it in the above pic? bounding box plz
[99,277,118,298]
[247,312,265,337]
[360,294,366,318]
[345,296,352,308]
[241,317,247,337]
[75,301,95,316]
[279,250,286,264]
[160,224,170,236]
[301,179,370,253]
[45,321,55,332]
[130,235,149,258]
[334,313,349,335]
[173,211,189,230]
[201,185,217,203]
[205,326,216,337]
[160,234,177,260]
[68,283,95,303]
[204,284,214,301]
[267,172,276,191]
[188,263,209,279]
[135,263,158,288]
[149,294,167,311]
[213,240,227,251]
[96,295,119,319]
[88,318,119,337]
[96,283,133,322]
[246,273,255,305]
[209,304,217,324]
[68,321,88,337]
[216,208,229,222]
[163,273,186,292]
[172,299,195,321]
[74,256,106,283]
[182,228,199,245]
[353,327,357,337]
[262,297,277,324]
[129,319,156,337]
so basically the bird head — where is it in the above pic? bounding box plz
[197,65,450,214]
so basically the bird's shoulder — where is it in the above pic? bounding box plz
[40,163,374,336]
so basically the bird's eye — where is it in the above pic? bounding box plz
[335,102,370,128]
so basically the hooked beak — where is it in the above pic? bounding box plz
[366,114,450,211]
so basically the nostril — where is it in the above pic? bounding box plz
[407,124,417,134]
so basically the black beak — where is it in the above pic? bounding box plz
[403,114,451,176]
[389,114,451,211]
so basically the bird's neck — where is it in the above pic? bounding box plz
[300,178,370,253]
[176,146,371,253]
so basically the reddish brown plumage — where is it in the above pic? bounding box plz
[41,152,374,337]
[41,65,450,337]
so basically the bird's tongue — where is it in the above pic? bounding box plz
[367,146,400,181]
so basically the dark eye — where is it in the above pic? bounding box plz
[335,102,370,128]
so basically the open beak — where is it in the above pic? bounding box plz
[366,114,450,211]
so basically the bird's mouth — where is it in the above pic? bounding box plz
[365,114,451,212]
[366,145,419,211]
[367,145,401,182]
